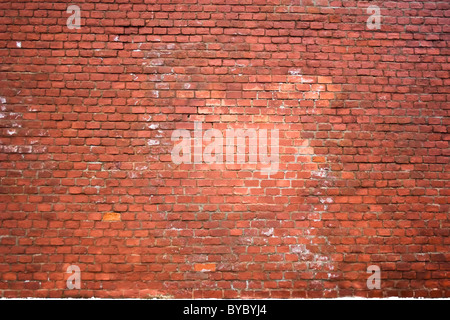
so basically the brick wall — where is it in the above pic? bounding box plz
[0,0,448,298]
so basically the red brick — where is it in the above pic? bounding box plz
[0,0,447,300]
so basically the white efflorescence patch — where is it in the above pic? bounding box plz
[6,129,17,135]
[147,139,160,146]
[320,198,333,204]
[291,244,310,255]
[261,228,274,237]
[129,172,139,179]
[16,41,21,48]
[312,168,328,178]
[155,130,164,138]
[135,164,148,171]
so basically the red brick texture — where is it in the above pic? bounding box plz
[0,0,449,298]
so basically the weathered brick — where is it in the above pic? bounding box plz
[0,0,448,300]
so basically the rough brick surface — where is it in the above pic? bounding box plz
[0,0,449,298]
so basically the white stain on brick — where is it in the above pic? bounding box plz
[320,197,333,204]
[133,42,142,52]
[312,168,328,178]
[315,84,325,92]
[147,139,160,146]
[6,129,17,135]
[10,121,22,128]
[149,90,159,98]
[155,130,164,138]
[261,228,274,237]
[135,164,148,171]
[288,69,302,75]
[291,244,310,255]
[300,76,314,83]
[315,255,329,262]
[16,41,21,48]
[2,145,18,153]
[150,59,164,66]
[129,171,139,179]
